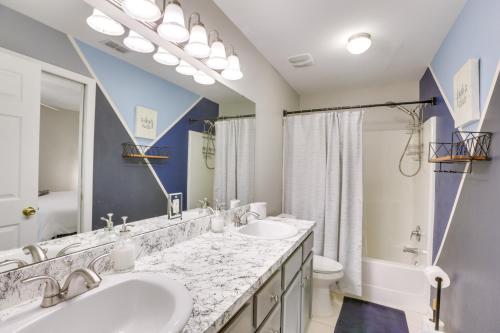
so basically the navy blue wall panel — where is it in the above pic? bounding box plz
[152,98,219,209]
[92,87,167,230]
[419,68,464,260]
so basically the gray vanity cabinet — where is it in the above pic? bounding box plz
[221,301,254,333]
[301,253,313,333]
[282,272,302,333]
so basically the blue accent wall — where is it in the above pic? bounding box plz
[76,40,200,146]
[420,69,464,260]
[431,0,500,119]
[152,98,219,209]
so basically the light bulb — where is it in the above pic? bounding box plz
[206,41,228,70]
[221,54,243,80]
[153,47,179,66]
[193,70,215,85]
[122,0,161,22]
[176,60,197,76]
[123,30,155,53]
[184,24,210,58]
[86,9,125,36]
[346,33,372,55]
[157,1,189,43]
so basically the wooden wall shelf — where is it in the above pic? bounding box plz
[121,143,170,162]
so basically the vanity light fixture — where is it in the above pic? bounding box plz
[346,33,372,55]
[206,31,228,70]
[86,9,125,36]
[193,70,215,85]
[153,47,180,66]
[157,0,189,43]
[221,47,243,80]
[176,59,197,75]
[122,0,161,22]
[123,30,155,53]
[184,13,210,59]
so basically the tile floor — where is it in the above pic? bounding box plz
[307,293,425,333]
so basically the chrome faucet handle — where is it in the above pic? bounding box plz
[22,244,48,263]
[234,211,260,227]
[0,259,28,269]
[22,275,62,308]
[88,253,110,273]
[56,243,82,257]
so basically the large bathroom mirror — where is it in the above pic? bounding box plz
[0,0,255,273]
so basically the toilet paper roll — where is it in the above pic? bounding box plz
[424,266,451,288]
[230,199,241,209]
[249,202,267,219]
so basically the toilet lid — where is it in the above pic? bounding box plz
[313,255,343,273]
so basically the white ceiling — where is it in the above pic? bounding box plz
[213,0,466,95]
[41,72,84,112]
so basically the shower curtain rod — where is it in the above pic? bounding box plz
[282,97,436,116]
[189,114,255,122]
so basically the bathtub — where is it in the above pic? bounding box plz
[361,257,430,313]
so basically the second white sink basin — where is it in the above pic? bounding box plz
[232,220,298,240]
[1,272,193,333]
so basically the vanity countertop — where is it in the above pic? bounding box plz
[134,217,315,333]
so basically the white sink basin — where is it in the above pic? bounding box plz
[231,220,298,240]
[1,272,193,333]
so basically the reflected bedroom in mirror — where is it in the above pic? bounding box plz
[0,0,255,273]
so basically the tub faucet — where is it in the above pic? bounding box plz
[403,246,426,255]
[234,211,260,227]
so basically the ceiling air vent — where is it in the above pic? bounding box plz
[288,53,314,68]
[101,39,130,54]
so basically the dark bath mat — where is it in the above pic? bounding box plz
[334,297,409,333]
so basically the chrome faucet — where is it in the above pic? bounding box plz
[0,259,28,269]
[233,211,260,227]
[22,267,102,308]
[23,244,48,263]
[100,213,114,231]
[410,225,422,242]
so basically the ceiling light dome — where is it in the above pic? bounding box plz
[221,53,243,80]
[346,33,372,55]
[206,31,228,70]
[157,0,189,43]
[184,13,210,58]
[123,30,155,53]
[86,9,125,36]
[176,60,197,76]
[193,70,215,85]
[122,0,161,22]
[153,47,179,66]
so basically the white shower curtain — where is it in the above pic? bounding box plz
[283,111,363,296]
[213,118,255,207]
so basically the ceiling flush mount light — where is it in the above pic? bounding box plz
[122,0,161,22]
[157,0,189,43]
[206,30,228,70]
[346,32,372,55]
[86,9,125,36]
[153,47,179,66]
[176,60,197,75]
[184,13,210,59]
[123,30,155,53]
[193,70,215,85]
[221,47,243,80]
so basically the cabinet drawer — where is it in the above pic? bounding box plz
[282,245,302,289]
[221,301,253,333]
[254,270,282,328]
[302,233,314,262]
[257,302,281,333]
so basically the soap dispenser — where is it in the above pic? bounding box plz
[111,216,136,272]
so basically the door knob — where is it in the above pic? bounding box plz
[22,207,37,217]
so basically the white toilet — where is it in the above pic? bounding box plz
[312,255,344,317]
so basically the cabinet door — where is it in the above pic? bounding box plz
[301,254,313,333]
[282,272,301,333]
[221,301,254,333]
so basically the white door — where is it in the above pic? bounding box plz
[0,50,41,250]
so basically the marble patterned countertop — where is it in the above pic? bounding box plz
[133,217,315,333]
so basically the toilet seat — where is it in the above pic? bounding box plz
[313,255,343,274]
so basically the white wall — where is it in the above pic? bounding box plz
[187,131,214,209]
[219,99,256,117]
[39,105,80,191]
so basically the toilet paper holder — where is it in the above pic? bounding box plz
[424,266,450,332]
